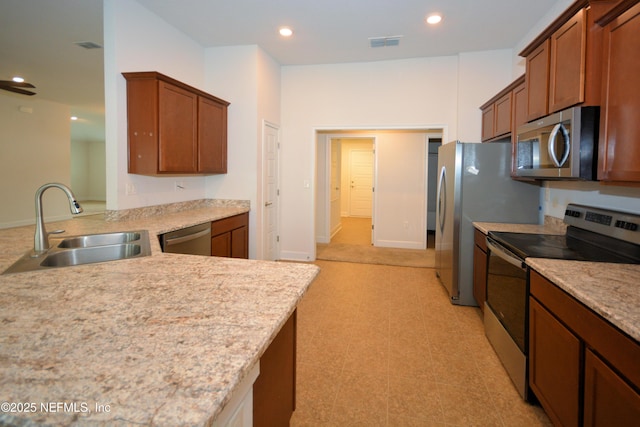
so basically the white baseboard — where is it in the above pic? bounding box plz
[279,250,314,262]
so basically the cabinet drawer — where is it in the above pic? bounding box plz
[211,213,248,235]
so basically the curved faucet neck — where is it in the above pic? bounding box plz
[34,183,83,255]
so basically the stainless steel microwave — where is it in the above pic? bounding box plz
[515,106,599,180]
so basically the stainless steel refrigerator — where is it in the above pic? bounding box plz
[435,141,540,306]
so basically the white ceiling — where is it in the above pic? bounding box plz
[0,0,560,135]
[136,0,559,66]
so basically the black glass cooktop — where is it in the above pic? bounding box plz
[488,229,640,264]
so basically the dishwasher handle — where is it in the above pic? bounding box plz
[164,228,211,247]
[486,237,527,270]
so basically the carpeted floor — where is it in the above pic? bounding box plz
[316,217,435,268]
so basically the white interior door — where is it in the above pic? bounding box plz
[263,122,279,260]
[348,149,373,217]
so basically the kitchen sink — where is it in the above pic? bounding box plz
[57,231,141,248]
[40,244,143,267]
[2,230,152,274]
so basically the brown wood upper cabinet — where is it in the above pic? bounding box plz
[597,0,640,183]
[123,71,229,176]
[521,1,620,122]
[480,75,524,142]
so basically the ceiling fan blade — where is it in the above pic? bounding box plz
[0,80,36,88]
[0,86,36,96]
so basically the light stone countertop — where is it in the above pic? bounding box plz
[474,221,640,343]
[0,200,320,426]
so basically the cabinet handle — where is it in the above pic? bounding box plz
[265,202,273,207]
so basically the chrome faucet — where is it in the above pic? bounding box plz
[33,183,83,255]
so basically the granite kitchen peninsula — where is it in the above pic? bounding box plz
[0,200,319,426]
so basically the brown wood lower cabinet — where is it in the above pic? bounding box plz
[253,310,296,427]
[529,270,640,427]
[211,213,248,258]
[529,297,581,426]
[584,348,640,427]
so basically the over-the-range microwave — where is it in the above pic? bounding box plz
[515,106,599,180]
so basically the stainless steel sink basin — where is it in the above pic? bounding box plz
[57,231,141,248]
[2,230,152,274]
[40,244,143,267]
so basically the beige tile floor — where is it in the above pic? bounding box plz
[291,218,551,426]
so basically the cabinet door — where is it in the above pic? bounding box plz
[481,104,495,141]
[211,232,231,257]
[584,348,640,427]
[231,226,248,259]
[529,297,581,427]
[126,79,159,175]
[512,82,528,131]
[158,82,198,173]
[526,40,550,121]
[493,92,512,137]
[198,97,227,173]
[598,3,640,182]
[254,311,296,427]
[549,8,587,113]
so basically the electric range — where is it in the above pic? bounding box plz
[483,203,640,400]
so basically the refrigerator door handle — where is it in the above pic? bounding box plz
[437,166,447,232]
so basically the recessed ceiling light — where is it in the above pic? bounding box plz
[279,27,293,37]
[12,76,25,83]
[426,14,442,25]
[70,116,78,121]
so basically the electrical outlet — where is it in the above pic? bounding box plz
[125,183,137,195]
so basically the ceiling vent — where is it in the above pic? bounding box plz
[74,41,103,50]
[369,35,403,48]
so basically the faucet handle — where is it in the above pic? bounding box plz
[49,229,65,235]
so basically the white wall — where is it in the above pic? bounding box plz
[373,132,427,249]
[104,0,281,259]
[104,0,207,211]
[280,53,513,261]
[71,140,106,201]
[457,49,514,142]
[203,45,281,259]
[0,94,72,228]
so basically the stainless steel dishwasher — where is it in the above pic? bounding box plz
[160,222,211,256]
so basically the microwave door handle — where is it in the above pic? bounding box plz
[548,123,571,167]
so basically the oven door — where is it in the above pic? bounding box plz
[484,236,530,399]
[485,237,528,351]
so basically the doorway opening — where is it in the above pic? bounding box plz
[315,127,444,260]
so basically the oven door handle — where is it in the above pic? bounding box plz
[486,237,527,270]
